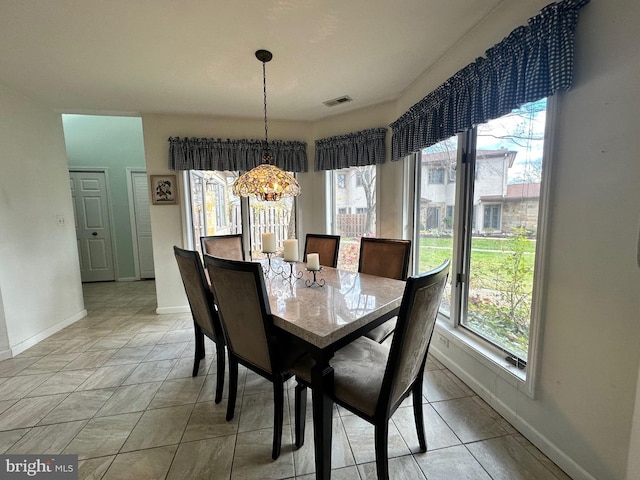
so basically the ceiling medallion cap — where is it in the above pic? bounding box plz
[255,50,273,63]
[233,163,300,202]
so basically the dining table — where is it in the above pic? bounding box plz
[261,258,406,480]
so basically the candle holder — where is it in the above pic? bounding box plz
[276,261,304,282]
[262,252,275,275]
[305,267,325,287]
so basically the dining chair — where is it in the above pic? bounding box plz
[203,254,309,460]
[358,237,412,343]
[173,246,226,403]
[200,234,245,261]
[293,260,450,480]
[303,233,340,268]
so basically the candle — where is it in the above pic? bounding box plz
[262,232,276,253]
[307,253,320,271]
[283,239,299,262]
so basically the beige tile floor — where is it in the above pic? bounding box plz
[0,280,572,480]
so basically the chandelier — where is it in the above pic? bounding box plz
[232,50,301,202]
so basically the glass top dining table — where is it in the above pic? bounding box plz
[261,258,406,479]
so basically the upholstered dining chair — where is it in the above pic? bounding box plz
[359,237,412,343]
[203,254,308,460]
[293,260,450,480]
[303,233,340,268]
[200,234,245,261]
[173,246,226,403]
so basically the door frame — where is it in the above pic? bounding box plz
[69,167,119,281]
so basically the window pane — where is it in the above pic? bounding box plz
[416,136,457,313]
[464,99,547,358]
[333,166,376,271]
[250,196,296,259]
[187,170,298,261]
[189,171,241,254]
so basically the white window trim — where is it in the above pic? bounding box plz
[410,96,556,399]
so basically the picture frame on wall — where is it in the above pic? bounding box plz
[150,175,178,205]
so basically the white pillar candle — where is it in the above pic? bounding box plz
[262,232,276,253]
[283,239,299,262]
[306,253,320,271]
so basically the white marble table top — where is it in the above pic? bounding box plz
[262,260,405,349]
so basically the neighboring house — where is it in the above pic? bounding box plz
[419,148,541,235]
[480,182,541,234]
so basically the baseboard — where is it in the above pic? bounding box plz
[156,306,190,315]
[430,346,597,480]
[10,309,87,357]
[117,277,138,282]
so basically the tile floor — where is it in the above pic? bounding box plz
[0,280,572,480]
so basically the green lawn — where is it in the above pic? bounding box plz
[418,234,536,357]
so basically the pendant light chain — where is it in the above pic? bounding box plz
[231,49,300,201]
[262,60,271,161]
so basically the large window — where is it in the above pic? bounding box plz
[413,98,548,368]
[187,170,296,258]
[332,166,376,271]
[189,171,241,254]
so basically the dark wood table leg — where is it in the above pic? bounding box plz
[311,354,334,480]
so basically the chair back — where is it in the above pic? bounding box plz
[203,255,275,374]
[304,234,340,268]
[201,234,245,261]
[358,238,411,281]
[173,246,223,340]
[378,260,449,414]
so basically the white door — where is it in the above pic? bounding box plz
[70,170,115,282]
[130,171,155,278]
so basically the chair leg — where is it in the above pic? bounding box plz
[272,376,284,460]
[214,339,225,404]
[294,380,307,448]
[192,327,205,376]
[226,357,238,421]
[374,421,390,480]
[412,380,427,452]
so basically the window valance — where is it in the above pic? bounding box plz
[390,0,589,161]
[168,137,308,173]
[314,128,387,171]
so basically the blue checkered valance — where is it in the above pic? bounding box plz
[314,128,387,171]
[390,0,589,161]
[168,137,308,172]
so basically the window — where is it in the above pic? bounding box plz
[186,170,296,258]
[337,174,346,188]
[448,165,456,182]
[413,98,549,371]
[189,171,239,254]
[332,166,376,271]
[209,181,227,229]
[483,204,501,231]
[445,206,454,230]
[425,207,440,230]
[428,167,445,184]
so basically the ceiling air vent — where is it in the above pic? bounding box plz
[323,95,353,107]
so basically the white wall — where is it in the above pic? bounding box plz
[140,2,640,480]
[0,83,85,355]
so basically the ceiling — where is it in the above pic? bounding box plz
[0,0,503,121]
